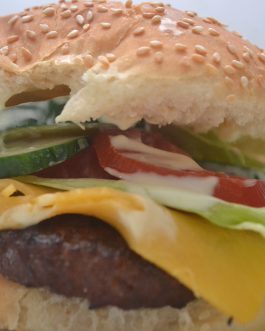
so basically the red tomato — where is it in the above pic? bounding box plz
[93,131,265,208]
[37,146,114,179]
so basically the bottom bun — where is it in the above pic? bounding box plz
[0,276,264,331]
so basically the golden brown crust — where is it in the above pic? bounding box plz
[0,0,265,138]
[0,275,265,331]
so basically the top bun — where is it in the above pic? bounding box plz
[0,0,265,140]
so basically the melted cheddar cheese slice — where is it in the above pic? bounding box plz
[0,180,265,324]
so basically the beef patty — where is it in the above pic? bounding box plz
[0,215,194,309]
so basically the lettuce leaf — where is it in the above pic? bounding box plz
[19,176,265,237]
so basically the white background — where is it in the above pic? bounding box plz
[1,0,264,48]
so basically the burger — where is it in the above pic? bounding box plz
[0,1,265,330]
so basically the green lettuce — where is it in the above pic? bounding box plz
[19,176,265,237]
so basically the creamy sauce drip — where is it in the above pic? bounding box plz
[105,168,218,197]
[110,135,202,171]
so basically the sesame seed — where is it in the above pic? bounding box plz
[61,10,72,18]
[62,43,70,54]
[191,54,205,64]
[98,5,108,12]
[155,7,165,14]
[195,45,207,56]
[177,21,190,29]
[125,0,133,8]
[21,47,33,62]
[242,52,250,63]
[76,14,85,26]
[240,76,249,88]
[186,11,197,17]
[243,46,254,58]
[233,31,242,38]
[47,31,58,39]
[21,15,34,23]
[154,51,163,64]
[67,29,79,39]
[84,2,94,7]
[100,22,111,29]
[70,5,78,12]
[26,30,37,40]
[231,60,244,70]
[258,53,265,64]
[106,53,116,62]
[150,40,163,49]
[8,15,19,25]
[60,4,68,10]
[182,18,194,25]
[133,26,145,36]
[87,11,94,22]
[224,65,236,75]
[83,54,94,68]
[43,7,55,17]
[40,23,50,33]
[136,46,151,56]
[208,28,220,37]
[151,15,161,24]
[83,24,90,31]
[111,8,123,15]
[98,55,109,68]
[207,16,221,25]
[7,35,19,44]
[212,52,221,64]
[143,12,155,19]
[227,43,238,56]
[175,43,187,52]
[203,18,212,24]
[192,26,204,34]
[0,46,9,56]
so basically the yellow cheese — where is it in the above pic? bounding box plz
[0,180,265,323]
[0,179,56,197]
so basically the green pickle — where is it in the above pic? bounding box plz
[0,123,110,178]
[159,125,265,177]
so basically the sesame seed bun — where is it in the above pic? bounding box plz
[0,1,265,139]
[0,275,264,331]
[0,2,265,331]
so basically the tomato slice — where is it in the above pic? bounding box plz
[93,131,265,208]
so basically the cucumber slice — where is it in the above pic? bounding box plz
[0,123,109,178]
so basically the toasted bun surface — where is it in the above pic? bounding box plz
[0,1,265,139]
[0,276,264,331]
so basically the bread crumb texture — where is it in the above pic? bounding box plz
[0,276,264,331]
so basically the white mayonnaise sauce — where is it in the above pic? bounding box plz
[0,98,67,133]
[110,135,202,171]
[105,169,218,196]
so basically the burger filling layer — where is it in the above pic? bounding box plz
[1,100,265,324]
